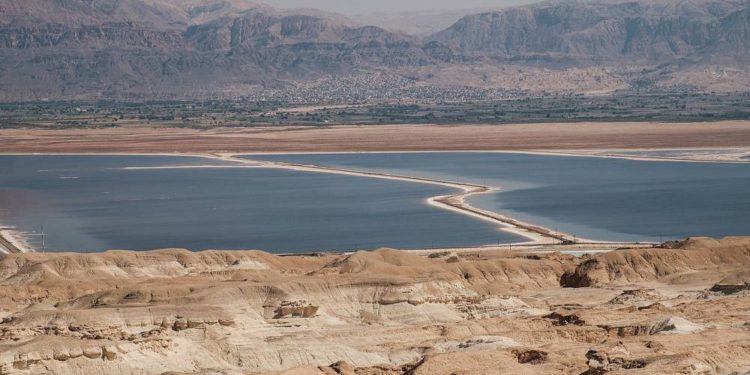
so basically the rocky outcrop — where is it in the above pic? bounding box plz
[600,316,704,337]
[0,0,440,101]
[561,237,750,287]
[1,238,749,374]
[543,312,585,326]
[512,348,548,364]
[271,301,320,319]
[316,359,421,375]
[710,282,750,294]
[0,24,186,49]
[710,270,750,294]
[0,0,749,101]
[429,0,750,64]
[583,343,647,374]
[608,289,662,306]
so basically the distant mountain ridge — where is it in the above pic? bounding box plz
[0,0,748,101]
[429,0,750,64]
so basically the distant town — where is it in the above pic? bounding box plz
[2,86,748,129]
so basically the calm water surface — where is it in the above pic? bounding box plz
[0,155,516,252]
[253,152,750,242]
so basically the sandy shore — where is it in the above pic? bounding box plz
[550,147,750,163]
[402,242,654,256]
[2,121,750,154]
[0,229,33,254]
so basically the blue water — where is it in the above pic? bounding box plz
[251,152,750,242]
[0,155,517,252]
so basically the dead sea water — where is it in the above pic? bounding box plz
[0,155,519,252]
[252,152,750,243]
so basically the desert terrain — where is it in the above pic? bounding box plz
[2,0,749,373]
[0,237,748,374]
[2,0,749,101]
[0,122,748,373]
[2,121,750,154]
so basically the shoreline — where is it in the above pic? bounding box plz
[1,146,747,163]
[0,228,33,254]
[228,148,750,164]
[2,147,742,253]
[210,153,594,245]
[3,121,750,155]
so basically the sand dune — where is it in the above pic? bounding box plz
[1,238,749,374]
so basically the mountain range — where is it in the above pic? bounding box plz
[0,0,748,101]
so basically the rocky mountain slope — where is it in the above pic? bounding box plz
[429,0,750,64]
[0,237,749,374]
[0,0,749,101]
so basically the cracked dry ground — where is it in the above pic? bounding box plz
[1,237,749,374]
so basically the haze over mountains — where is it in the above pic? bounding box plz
[0,0,749,101]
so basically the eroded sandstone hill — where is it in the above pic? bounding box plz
[0,237,749,374]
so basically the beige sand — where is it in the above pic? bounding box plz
[2,121,750,154]
[1,237,749,374]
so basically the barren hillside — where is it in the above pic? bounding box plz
[1,237,749,374]
[1,0,749,101]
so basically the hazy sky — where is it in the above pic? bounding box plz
[257,0,538,14]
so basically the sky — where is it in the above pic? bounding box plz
[256,0,538,15]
